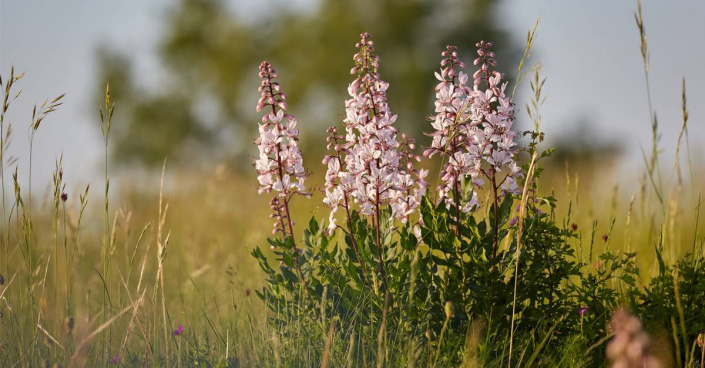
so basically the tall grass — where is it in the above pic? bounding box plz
[0,3,703,367]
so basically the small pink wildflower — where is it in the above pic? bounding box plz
[172,324,184,336]
[108,354,120,364]
[579,306,588,317]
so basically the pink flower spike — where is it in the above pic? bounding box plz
[424,41,523,227]
[254,61,309,240]
[323,33,426,225]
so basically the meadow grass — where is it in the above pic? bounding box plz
[0,4,704,367]
[0,107,701,367]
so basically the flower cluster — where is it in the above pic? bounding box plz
[468,41,521,195]
[606,309,662,368]
[322,126,353,231]
[396,133,428,223]
[323,33,426,231]
[254,61,309,237]
[424,45,479,212]
[424,42,521,214]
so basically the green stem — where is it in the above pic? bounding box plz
[375,188,386,290]
[433,316,450,368]
[490,166,499,258]
[1,102,6,276]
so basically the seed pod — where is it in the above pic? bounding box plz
[445,301,456,319]
[64,316,74,332]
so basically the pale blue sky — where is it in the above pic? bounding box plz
[1,0,703,194]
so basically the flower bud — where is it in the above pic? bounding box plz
[444,301,456,319]
[65,315,75,332]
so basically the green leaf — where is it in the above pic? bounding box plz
[655,241,666,276]
[281,266,299,284]
[498,195,514,226]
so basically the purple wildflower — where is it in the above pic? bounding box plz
[172,324,184,336]
[108,354,120,364]
[579,306,588,317]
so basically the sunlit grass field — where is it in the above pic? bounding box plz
[0,112,701,367]
[1,6,704,367]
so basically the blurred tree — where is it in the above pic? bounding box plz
[95,0,517,168]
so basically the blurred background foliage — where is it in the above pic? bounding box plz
[88,0,629,301]
[95,0,520,169]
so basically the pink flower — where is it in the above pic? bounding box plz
[323,33,426,227]
[424,42,523,219]
[172,324,184,336]
[468,41,521,196]
[424,46,480,214]
[254,61,310,239]
[579,306,588,316]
